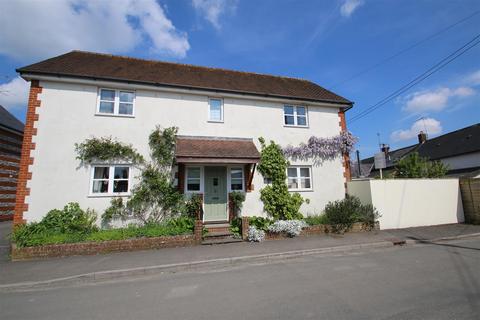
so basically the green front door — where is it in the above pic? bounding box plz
[204,166,228,222]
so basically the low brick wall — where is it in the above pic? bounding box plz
[11,220,204,261]
[11,234,200,261]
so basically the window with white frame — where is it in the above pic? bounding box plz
[186,167,201,191]
[208,98,223,122]
[284,105,308,126]
[91,166,130,195]
[287,167,312,190]
[230,167,244,191]
[97,88,135,116]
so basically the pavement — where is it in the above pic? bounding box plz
[1,237,479,319]
[1,221,480,290]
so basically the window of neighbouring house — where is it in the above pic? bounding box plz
[230,167,244,191]
[284,105,308,127]
[97,88,135,116]
[91,166,130,195]
[209,98,223,122]
[186,167,201,191]
[287,166,312,191]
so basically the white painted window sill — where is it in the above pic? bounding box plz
[95,113,135,118]
[88,193,131,198]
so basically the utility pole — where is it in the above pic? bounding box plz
[356,150,361,177]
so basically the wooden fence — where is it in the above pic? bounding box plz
[460,178,480,225]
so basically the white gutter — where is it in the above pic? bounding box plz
[20,73,351,109]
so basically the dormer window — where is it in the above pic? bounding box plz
[97,88,135,116]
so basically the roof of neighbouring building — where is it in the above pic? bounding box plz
[0,105,24,133]
[175,136,260,163]
[17,51,352,106]
[361,123,480,169]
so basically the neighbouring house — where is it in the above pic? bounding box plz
[14,50,353,227]
[355,123,480,178]
[0,105,24,221]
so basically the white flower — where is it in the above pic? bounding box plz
[267,220,307,237]
[247,226,265,242]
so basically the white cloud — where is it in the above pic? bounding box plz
[340,0,364,17]
[0,77,29,111]
[391,118,442,142]
[403,86,475,114]
[466,69,480,86]
[0,0,190,61]
[192,0,237,29]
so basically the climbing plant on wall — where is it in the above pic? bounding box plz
[257,137,304,220]
[282,131,357,163]
[75,137,145,165]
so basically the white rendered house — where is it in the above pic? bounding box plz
[14,51,353,226]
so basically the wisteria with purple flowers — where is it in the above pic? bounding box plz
[283,131,358,164]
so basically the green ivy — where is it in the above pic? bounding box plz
[230,191,245,217]
[257,137,304,220]
[75,137,144,165]
[101,127,185,224]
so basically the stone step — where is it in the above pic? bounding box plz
[202,236,243,245]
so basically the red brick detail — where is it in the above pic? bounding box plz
[338,110,351,183]
[194,220,203,243]
[11,234,198,261]
[13,80,42,226]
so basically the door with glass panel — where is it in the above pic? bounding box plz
[204,166,228,222]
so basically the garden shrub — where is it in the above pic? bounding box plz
[267,220,307,237]
[230,191,245,217]
[230,217,241,237]
[304,214,329,226]
[184,194,203,219]
[324,195,381,233]
[41,202,98,234]
[257,138,304,220]
[247,226,265,242]
[248,216,273,231]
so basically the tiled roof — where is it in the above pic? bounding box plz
[0,105,24,133]
[17,51,352,105]
[176,136,260,163]
[361,123,480,168]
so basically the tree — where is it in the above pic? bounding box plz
[394,152,448,178]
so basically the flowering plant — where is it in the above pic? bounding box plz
[247,226,266,242]
[267,220,307,237]
[283,131,357,164]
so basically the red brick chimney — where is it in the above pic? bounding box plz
[418,131,427,144]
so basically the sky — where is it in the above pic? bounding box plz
[0,0,479,158]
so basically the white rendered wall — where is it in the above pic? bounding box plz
[440,152,480,171]
[347,179,464,230]
[25,80,347,223]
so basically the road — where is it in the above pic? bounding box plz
[1,238,480,320]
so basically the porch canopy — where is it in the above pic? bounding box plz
[175,136,260,164]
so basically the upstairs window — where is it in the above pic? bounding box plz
[284,105,308,127]
[97,88,135,116]
[209,98,223,122]
[91,166,130,195]
[287,166,312,191]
